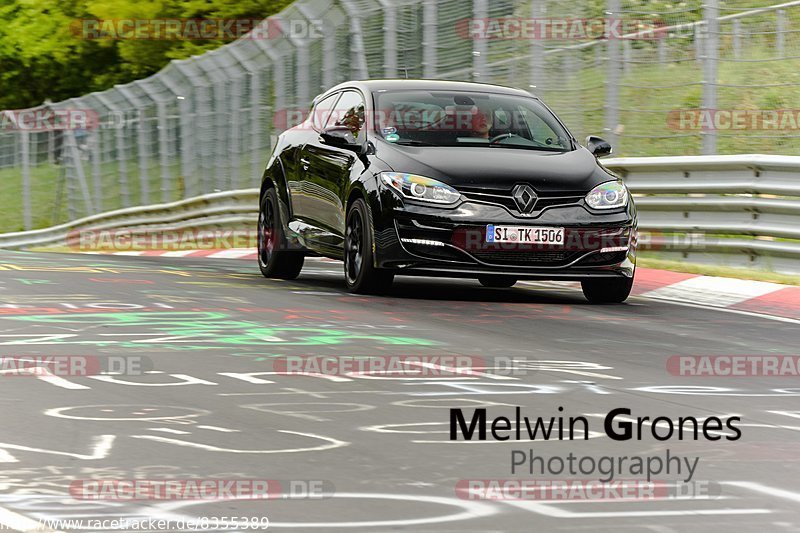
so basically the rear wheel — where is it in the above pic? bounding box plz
[257,187,304,279]
[344,198,394,294]
[478,275,517,288]
[581,276,634,303]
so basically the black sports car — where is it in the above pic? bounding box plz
[258,80,637,302]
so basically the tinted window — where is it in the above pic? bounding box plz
[312,93,340,130]
[373,90,572,151]
[326,90,366,140]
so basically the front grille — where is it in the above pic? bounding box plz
[470,250,579,266]
[458,186,583,215]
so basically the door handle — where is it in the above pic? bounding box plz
[300,158,310,170]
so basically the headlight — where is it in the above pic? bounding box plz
[585,180,628,210]
[380,172,461,205]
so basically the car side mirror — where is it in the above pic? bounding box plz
[320,126,363,152]
[586,135,612,158]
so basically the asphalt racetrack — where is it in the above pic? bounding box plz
[0,249,798,532]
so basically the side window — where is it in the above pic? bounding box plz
[326,90,366,140]
[312,93,340,131]
[517,107,568,148]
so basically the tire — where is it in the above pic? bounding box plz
[581,276,634,304]
[478,275,517,288]
[257,187,304,279]
[344,198,394,294]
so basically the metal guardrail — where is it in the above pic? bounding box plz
[0,189,258,250]
[0,155,798,274]
[605,154,800,273]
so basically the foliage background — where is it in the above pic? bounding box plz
[0,0,293,109]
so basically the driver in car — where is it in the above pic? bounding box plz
[470,106,491,139]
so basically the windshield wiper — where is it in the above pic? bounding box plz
[391,139,436,146]
[487,144,567,152]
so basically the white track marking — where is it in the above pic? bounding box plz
[726,482,800,503]
[44,405,209,421]
[0,435,115,462]
[159,250,199,257]
[196,425,240,432]
[636,298,800,324]
[641,276,784,307]
[147,427,191,434]
[131,430,347,453]
[206,249,255,259]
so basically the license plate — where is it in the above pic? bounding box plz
[486,225,564,245]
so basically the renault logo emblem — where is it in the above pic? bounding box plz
[512,184,538,213]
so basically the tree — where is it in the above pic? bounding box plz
[0,0,293,110]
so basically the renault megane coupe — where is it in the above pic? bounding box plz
[258,80,637,302]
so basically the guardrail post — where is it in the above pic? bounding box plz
[212,79,229,191]
[64,130,94,217]
[422,1,437,78]
[115,123,131,208]
[342,1,369,79]
[90,125,102,213]
[472,0,487,81]
[702,0,719,155]
[95,93,130,208]
[137,109,150,204]
[250,70,263,185]
[380,0,397,77]
[230,76,243,191]
[322,19,337,88]
[20,130,31,230]
[156,101,172,202]
[695,22,704,65]
[622,40,631,75]
[605,0,621,147]
[776,9,786,58]
[529,0,546,96]
[159,66,195,199]
[295,43,310,108]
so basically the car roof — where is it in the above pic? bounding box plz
[314,79,537,103]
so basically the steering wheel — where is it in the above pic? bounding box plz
[489,132,518,144]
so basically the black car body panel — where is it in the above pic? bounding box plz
[261,79,637,282]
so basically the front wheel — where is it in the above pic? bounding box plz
[344,198,394,294]
[581,276,634,304]
[257,187,304,279]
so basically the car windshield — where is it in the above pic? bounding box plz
[373,90,572,151]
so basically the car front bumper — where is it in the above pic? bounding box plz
[372,194,637,280]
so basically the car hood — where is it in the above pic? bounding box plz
[374,143,615,193]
